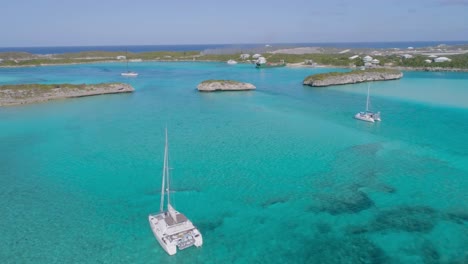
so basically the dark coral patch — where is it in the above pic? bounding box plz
[373,206,438,233]
[315,190,374,215]
[304,237,389,264]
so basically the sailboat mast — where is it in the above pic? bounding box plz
[126,49,129,72]
[366,83,370,112]
[159,130,167,212]
[165,128,171,207]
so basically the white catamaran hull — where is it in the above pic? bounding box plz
[355,112,375,123]
[149,215,177,255]
[148,213,203,255]
[121,72,138,77]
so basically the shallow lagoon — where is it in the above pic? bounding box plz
[1,62,467,263]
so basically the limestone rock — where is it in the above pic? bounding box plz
[197,80,255,92]
[303,70,403,87]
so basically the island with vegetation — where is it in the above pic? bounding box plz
[197,80,256,92]
[303,69,403,87]
[0,83,134,106]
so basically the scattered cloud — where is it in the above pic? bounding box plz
[438,0,468,6]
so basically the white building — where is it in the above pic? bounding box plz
[371,59,380,64]
[363,56,373,62]
[408,47,414,50]
[348,55,359,60]
[424,59,432,63]
[434,57,452,62]
[428,55,437,58]
[256,57,267,64]
[240,54,250,60]
[252,54,262,59]
[116,55,126,60]
[402,54,413,59]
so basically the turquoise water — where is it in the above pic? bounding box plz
[1,62,467,263]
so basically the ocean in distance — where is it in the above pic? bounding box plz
[1,40,468,54]
[0,62,467,263]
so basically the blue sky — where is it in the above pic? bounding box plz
[1,0,468,47]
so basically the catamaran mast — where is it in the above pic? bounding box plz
[126,49,129,72]
[366,83,370,112]
[160,128,168,212]
[165,128,171,207]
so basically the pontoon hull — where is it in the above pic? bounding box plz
[121,72,138,77]
[355,112,375,123]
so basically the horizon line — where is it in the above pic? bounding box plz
[2,40,468,49]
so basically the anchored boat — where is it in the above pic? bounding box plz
[148,129,203,255]
[120,49,139,77]
[354,83,381,123]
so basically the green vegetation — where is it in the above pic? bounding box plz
[396,54,468,68]
[0,83,118,91]
[0,52,35,60]
[1,83,77,91]
[200,80,241,84]
[303,68,402,83]
[1,83,131,106]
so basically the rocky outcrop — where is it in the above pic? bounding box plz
[303,69,403,87]
[0,83,134,106]
[197,80,255,92]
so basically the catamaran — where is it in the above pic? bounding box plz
[148,129,203,255]
[121,49,138,77]
[354,83,381,123]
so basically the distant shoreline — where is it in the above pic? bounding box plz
[1,43,468,72]
[1,60,468,73]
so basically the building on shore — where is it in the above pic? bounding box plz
[424,59,432,63]
[434,57,452,62]
[348,55,359,60]
[402,54,413,59]
[252,54,262,59]
[363,56,373,62]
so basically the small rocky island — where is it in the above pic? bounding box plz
[0,83,134,106]
[303,69,403,87]
[197,80,256,92]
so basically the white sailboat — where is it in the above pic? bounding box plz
[354,83,381,123]
[121,49,138,77]
[148,129,203,255]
